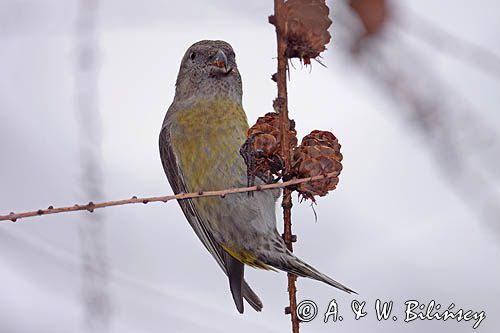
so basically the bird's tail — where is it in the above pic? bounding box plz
[224,251,263,313]
[242,281,263,312]
[262,243,356,294]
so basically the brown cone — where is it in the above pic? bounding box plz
[277,0,332,64]
[242,112,298,184]
[291,130,343,200]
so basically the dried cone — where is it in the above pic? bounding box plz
[277,0,332,64]
[244,112,297,183]
[292,130,342,200]
[248,112,298,153]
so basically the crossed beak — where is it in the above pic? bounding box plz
[209,49,228,71]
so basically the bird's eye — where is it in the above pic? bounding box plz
[189,52,196,61]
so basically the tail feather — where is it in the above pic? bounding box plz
[227,256,245,313]
[242,281,263,311]
[266,251,356,294]
[226,253,263,313]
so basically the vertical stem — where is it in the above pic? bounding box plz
[76,0,111,331]
[273,1,299,332]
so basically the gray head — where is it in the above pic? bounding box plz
[174,40,242,103]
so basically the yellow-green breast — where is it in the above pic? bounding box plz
[169,98,275,269]
[170,98,249,192]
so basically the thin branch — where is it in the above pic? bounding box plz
[0,172,338,223]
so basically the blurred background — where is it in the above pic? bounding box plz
[1,0,499,332]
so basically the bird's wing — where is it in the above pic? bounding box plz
[159,124,262,312]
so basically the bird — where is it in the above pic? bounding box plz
[159,40,354,313]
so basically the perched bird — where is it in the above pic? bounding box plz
[159,40,354,313]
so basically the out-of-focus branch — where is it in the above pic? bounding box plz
[390,5,500,79]
[338,0,500,232]
[75,0,110,330]
[0,172,339,223]
[347,0,500,79]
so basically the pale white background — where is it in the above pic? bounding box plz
[1,1,499,332]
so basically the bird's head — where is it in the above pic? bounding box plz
[174,40,242,103]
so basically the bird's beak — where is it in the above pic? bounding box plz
[209,49,228,70]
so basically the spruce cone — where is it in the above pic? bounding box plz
[278,0,332,64]
[291,130,342,200]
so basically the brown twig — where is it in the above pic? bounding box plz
[271,1,300,332]
[0,172,338,223]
